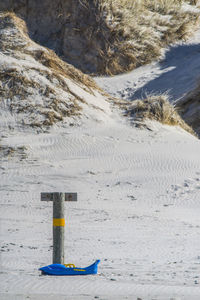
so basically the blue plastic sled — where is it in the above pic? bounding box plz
[39,260,100,276]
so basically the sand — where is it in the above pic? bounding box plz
[1,20,200,300]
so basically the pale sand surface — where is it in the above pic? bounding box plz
[0,118,200,300]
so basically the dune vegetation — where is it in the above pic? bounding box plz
[91,0,200,75]
[0,12,111,128]
[0,2,199,135]
[122,94,197,135]
[0,0,199,75]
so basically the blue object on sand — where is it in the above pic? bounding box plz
[39,260,100,276]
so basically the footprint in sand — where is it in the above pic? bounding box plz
[169,176,200,199]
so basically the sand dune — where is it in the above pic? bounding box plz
[1,117,200,300]
[0,5,200,300]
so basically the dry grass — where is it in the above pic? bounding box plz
[1,2,199,75]
[88,0,200,74]
[28,48,99,92]
[0,12,106,128]
[124,94,196,136]
[0,11,198,136]
[0,65,83,127]
[0,12,99,90]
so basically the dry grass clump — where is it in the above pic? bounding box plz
[124,94,196,135]
[0,65,82,127]
[0,12,30,53]
[91,0,200,74]
[28,48,99,93]
[175,83,200,137]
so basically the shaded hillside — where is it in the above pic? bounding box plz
[0,0,199,75]
[0,12,112,129]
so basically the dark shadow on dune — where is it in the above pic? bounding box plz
[130,43,200,102]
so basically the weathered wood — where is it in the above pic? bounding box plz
[40,192,77,264]
[41,192,77,202]
[53,193,65,264]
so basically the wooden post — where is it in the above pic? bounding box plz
[53,193,65,264]
[41,192,77,264]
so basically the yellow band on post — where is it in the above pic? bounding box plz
[53,218,65,227]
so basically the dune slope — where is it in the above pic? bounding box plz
[0,12,112,130]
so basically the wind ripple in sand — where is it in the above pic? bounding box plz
[1,122,200,299]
